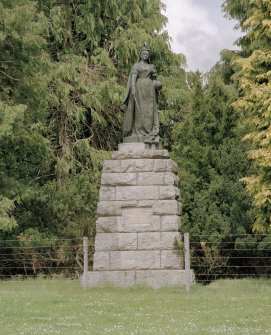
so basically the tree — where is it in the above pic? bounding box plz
[172,67,254,280]
[223,0,271,232]
[36,0,187,182]
[0,0,53,229]
[0,196,17,231]
[0,0,188,277]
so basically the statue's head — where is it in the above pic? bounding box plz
[139,43,150,63]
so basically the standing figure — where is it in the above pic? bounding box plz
[123,44,162,144]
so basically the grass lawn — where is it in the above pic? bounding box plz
[0,278,271,335]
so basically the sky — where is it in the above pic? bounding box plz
[162,0,242,72]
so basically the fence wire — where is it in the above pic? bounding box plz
[188,234,271,284]
[0,235,271,284]
[0,237,94,279]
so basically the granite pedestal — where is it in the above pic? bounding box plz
[85,143,189,288]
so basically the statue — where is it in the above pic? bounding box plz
[123,44,162,144]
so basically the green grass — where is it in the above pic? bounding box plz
[1,279,271,335]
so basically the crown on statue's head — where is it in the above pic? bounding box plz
[140,43,150,53]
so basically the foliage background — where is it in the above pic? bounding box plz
[0,0,270,280]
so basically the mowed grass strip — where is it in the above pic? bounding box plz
[0,278,271,335]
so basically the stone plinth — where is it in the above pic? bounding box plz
[86,143,188,288]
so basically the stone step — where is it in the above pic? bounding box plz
[99,185,180,201]
[101,172,179,187]
[103,159,178,173]
[96,215,180,233]
[85,269,193,289]
[97,200,181,216]
[93,250,182,271]
[94,232,180,252]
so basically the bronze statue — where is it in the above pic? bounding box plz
[123,44,162,144]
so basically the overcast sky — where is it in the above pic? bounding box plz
[162,0,242,72]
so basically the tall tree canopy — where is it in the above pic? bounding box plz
[223,0,271,232]
[171,66,255,279]
[0,0,51,231]
[0,0,188,276]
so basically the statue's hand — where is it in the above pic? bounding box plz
[151,65,157,74]
[153,80,162,90]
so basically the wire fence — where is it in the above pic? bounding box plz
[0,237,94,279]
[188,234,271,284]
[1,234,271,285]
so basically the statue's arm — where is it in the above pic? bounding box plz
[130,64,138,96]
[123,64,138,104]
[131,73,137,96]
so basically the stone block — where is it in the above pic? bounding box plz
[137,200,157,207]
[153,200,181,215]
[93,252,110,270]
[87,269,190,288]
[103,160,121,173]
[88,270,136,287]
[138,232,161,250]
[110,251,160,270]
[97,200,138,216]
[164,172,179,186]
[137,172,165,185]
[135,269,185,288]
[95,233,137,251]
[120,200,139,208]
[101,173,137,186]
[96,211,161,233]
[135,270,151,285]
[153,159,178,173]
[122,208,160,232]
[159,186,180,200]
[161,250,183,269]
[161,215,181,232]
[97,201,121,216]
[161,232,181,249]
[161,250,182,270]
[153,159,167,172]
[112,149,169,160]
[149,270,185,288]
[170,160,179,173]
[99,187,116,201]
[96,217,123,233]
[116,186,159,201]
[120,159,154,172]
[137,232,180,250]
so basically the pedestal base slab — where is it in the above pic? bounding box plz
[85,270,193,289]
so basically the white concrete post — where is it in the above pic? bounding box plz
[184,233,191,292]
[82,236,88,289]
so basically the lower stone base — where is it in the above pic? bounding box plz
[83,270,193,289]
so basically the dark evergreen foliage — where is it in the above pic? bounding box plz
[1,0,269,280]
[0,0,186,277]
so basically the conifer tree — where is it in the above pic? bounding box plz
[0,0,52,231]
[172,68,254,279]
[223,0,271,232]
[1,0,189,276]
[37,0,186,183]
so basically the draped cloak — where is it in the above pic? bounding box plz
[123,62,161,142]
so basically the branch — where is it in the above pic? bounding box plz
[0,70,19,81]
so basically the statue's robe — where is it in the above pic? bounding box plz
[123,62,160,142]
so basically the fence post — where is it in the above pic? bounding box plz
[184,233,191,292]
[82,236,88,289]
